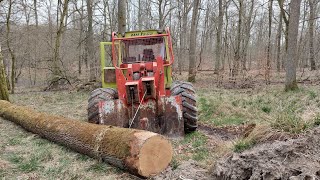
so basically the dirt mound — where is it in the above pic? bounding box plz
[154,160,209,180]
[211,127,320,180]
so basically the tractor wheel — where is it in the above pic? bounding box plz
[87,88,118,124]
[171,81,198,133]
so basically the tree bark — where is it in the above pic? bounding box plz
[52,0,68,80]
[232,0,243,77]
[6,0,15,94]
[308,0,316,70]
[187,0,200,82]
[266,0,273,84]
[86,0,95,81]
[214,0,224,74]
[278,0,289,51]
[0,100,172,177]
[0,47,9,101]
[276,11,283,72]
[118,0,126,34]
[285,0,301,91]
[241,0,255,71]
[33,0,38,26]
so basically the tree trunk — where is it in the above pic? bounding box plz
[214,0,224,74]
[232,0,243,77]
[276,11,283,72]
[308,0,316,70]
[33,0,38,26]
[0,47,9,101]
[86,0,95,81]
[0,100,172,178]
[241,0,255,71]
[6,0,15,94]
[278,0,289,51]
[187,0,200,82]
[285,0,301,91]
[266,0,273,84]
[52,0,68,80]
[118,0,126,34]
[138,0,142,30]
[179,0,190,74]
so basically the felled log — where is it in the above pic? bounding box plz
[0,100,172,177]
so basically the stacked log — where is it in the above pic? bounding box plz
[0,100,172,177]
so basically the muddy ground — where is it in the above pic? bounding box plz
[211,127,320,180]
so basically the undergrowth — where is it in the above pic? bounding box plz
[198,86,320,134]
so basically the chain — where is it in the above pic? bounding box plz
[129,90,147,128]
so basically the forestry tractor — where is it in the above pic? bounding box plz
[87,28,197,136]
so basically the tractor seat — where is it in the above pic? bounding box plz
[142,49,155,62]
[123,57,137,64]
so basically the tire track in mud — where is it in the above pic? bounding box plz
[197,124,239,141]
[197,123,256,143]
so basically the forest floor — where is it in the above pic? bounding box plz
[1,71,320,179]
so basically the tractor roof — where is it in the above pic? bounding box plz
[118,29,166,38]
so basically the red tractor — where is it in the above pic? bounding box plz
[87,28,197,136]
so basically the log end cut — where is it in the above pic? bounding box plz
[128,132,173,177]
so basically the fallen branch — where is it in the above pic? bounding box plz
[0,100,172,177]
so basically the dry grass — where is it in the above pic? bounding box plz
[197,85,320,133]
[2,82,320,178]
[0,91,130,179]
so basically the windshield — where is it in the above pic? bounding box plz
[120,37,166,63]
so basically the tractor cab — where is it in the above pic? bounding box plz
[100,29,174,96]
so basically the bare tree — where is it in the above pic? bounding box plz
[33,0,38,26]
[232,0,243,77]
[51,0,69,83]
[278,0,289,50]
[5,0,16,94]
[308,0,316,70]
[187,0,200,82]
[285,0,301,91]
[276,10,283,72]
[74,0,85,74]
[179,0,192,74]
[265,0,272,84]
[87,0,95,81]
[0,45,9,101]
[214,0,224,74]
[118,0,126,34]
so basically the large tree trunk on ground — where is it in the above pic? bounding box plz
[0,101,172,177]
[0,48,9,101]
[285,0,301,91]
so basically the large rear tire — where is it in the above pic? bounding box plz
[87,88,118,124]
[171,81,198,133]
